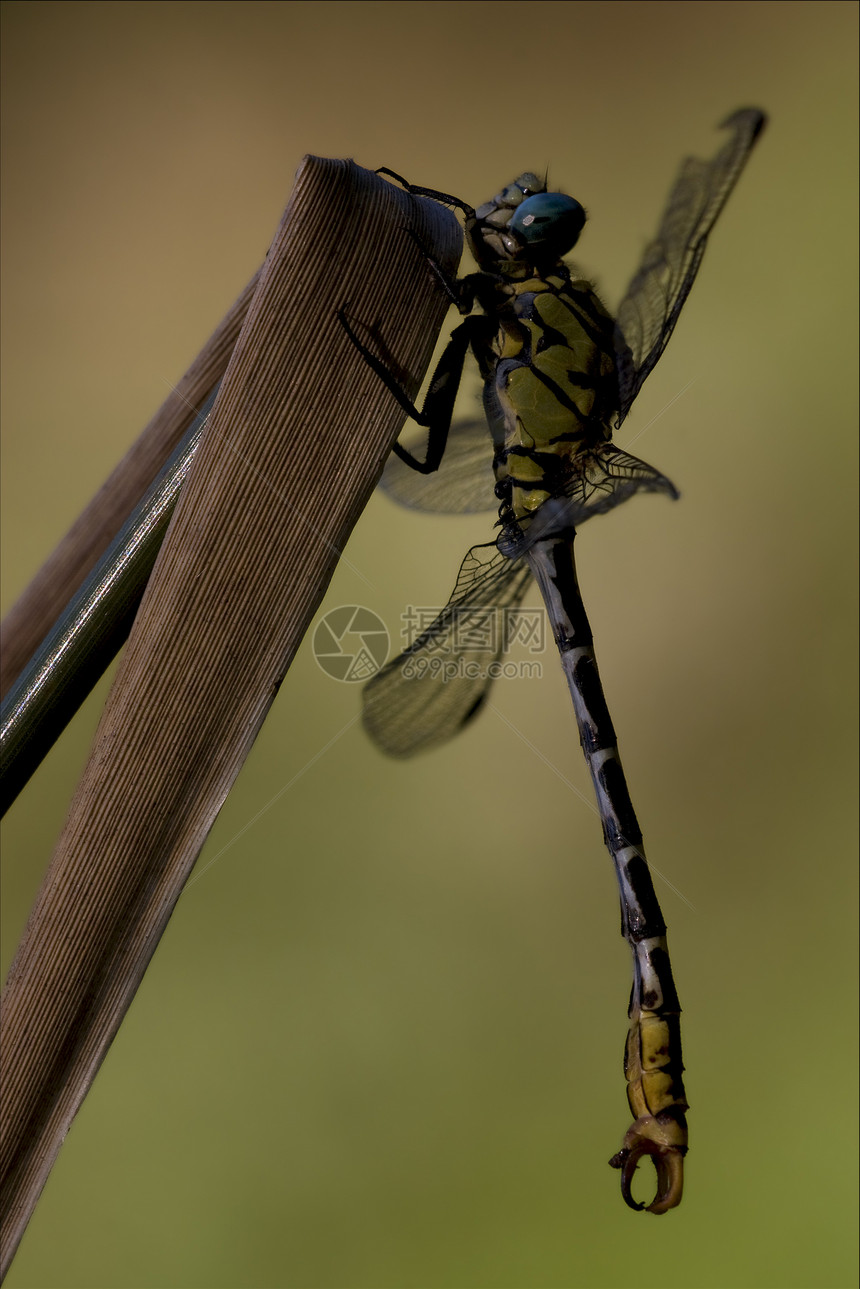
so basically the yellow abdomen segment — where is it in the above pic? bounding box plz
[624,1011,688,1121]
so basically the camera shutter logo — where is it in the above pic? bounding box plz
[312,606,389,682]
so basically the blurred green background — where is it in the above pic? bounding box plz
[1,3,856,1287]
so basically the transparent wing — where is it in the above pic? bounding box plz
[499,443,679,557]
[614,108,766,424]
[381,419,498,514]
[363,544,532,757]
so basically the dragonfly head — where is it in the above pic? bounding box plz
[468,173,586,271]
[510,191,586,261]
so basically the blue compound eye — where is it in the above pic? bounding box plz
[509,192,586,257]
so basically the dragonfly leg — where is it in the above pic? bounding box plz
[400,224,504,318]
[525,535,689,1214]
[376,168,476,220]
[398,225,466,309]
[339,308,486,474]
[376,171,498,313]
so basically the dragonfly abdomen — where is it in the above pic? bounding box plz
[526,533,688,1212]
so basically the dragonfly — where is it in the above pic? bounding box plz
[340,108,766,1214]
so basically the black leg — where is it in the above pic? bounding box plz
[376,168,475,220]
[338,308,483,475]
[401,226,464,309]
